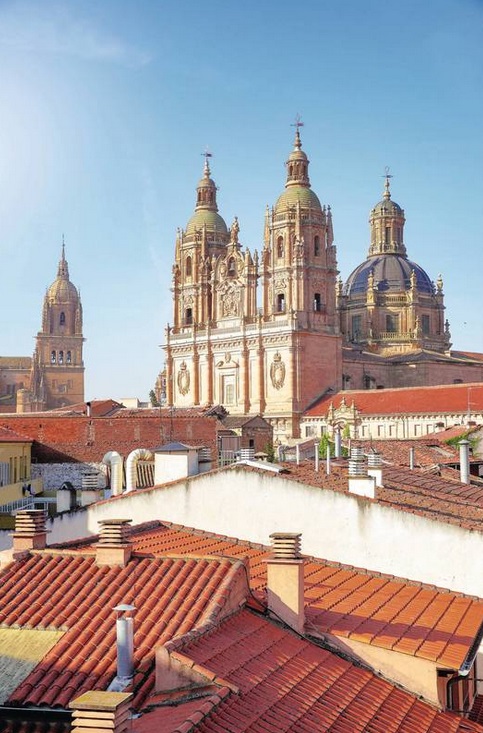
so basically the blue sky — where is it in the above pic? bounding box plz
[0,0,481,400]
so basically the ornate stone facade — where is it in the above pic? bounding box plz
[164,133,342,440]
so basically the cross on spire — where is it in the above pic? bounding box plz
[383,166,393,199]
[291,114,304,150]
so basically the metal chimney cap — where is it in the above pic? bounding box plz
[114,603,136,613]
[459,439,470,446]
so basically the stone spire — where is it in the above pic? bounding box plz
[57,237,70,279]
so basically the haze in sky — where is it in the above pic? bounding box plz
[0,0,481,401]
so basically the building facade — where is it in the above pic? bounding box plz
[165,132,342,439]
[163,132,483,440]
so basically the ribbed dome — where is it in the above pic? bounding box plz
[47,278,79,302]
[185,209,228,235]
[344,255,434,297]
[275,185,322,211]
[371,197,403,216]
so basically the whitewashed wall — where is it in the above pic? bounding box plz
[19,466,483,598]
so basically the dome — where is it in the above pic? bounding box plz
[344,255,434,297]
[275,185,322,212]
[371,197,403,216]
[185,209,228,235]
[47,278,79,302]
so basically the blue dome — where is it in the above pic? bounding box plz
[344,255,434,297]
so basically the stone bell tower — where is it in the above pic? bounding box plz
[31,243,85,409]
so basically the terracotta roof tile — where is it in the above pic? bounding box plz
[123,521,483,672]
[131,609,483,733]
[305,382,483,418]
[1,551,240,709]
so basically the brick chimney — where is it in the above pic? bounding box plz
[70,691,132,733]
[266,532,304,634]
[96,519,132,566]
[12,509,47,556]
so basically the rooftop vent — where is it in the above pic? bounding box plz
[96,519,132,566]
[12,509,47,555]
[70,691,132,733]
[270,532,301,559]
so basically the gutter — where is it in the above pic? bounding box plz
[446,616,483,711]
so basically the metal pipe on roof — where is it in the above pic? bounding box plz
[102,451,123,496]
[296,444,300,466]
[326,444,331,475]
[114,604,135,681]
[334,428,341,459]
[409,447,415,470]
[314,442,319,473]
[459,440,470,484]
[126,448,154,492]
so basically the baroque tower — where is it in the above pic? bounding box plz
[31,243,85,409]
[164,129,342,440]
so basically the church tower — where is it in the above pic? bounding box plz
[164,129,342,441]
[31,243,85,408]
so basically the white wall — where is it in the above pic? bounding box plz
[24,466,483,598]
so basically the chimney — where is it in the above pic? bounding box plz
[459,439,470,485]
[86,401,92,418]
[314,442,319,472]
[69,691,132,733]
[96,519,132,566]
[12,509,47,555]
[367,451,383,487]
[409,446,415,470]
[266,533,304,634]
[114,604,135,683]
[348,447,375,498]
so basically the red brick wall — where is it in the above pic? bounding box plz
[0,414,219,464]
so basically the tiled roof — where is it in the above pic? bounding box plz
[126,522,483,670]
[353,439,468,467]
[305,382,483,417]
[1,551,241,709]
[135,609,483,733]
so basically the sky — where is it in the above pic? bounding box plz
[0,0,482,401]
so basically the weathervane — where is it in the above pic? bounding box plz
[383,166,393,197]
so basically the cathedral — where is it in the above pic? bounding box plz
[163,127,483,441]
[0,244,85,412]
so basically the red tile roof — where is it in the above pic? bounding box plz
[305,382,483,417]
[1,550,241,709]
[124,522,483,670]
[0,425,32,443]
[135,609,483,733]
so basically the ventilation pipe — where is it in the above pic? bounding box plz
[114,604,135,682]
[296,444,300,466]
[125,448,154,493]
[326,444,331,475]
[314,442,319,473]
[266,533,304,634]
[334,428,342,458]
[96,519,132,566]
[102,451,123,496]
[459,440,470,485]
[409,446,415,470]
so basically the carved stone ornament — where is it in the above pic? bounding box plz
[270,351,286,390]
[222,285,239,317]
[177,361,190,396]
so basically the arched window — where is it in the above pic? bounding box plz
[277,293,285,313]
[314,236,320,256]
[60,312,66,326]
[58,351,64,364]
[314,293,322,311]
[186,256,192,278]
[185,308,193,325]
[66,351,72,364]
[51,351,56,364]
[228,258,236,277]
[277,237,284,258]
